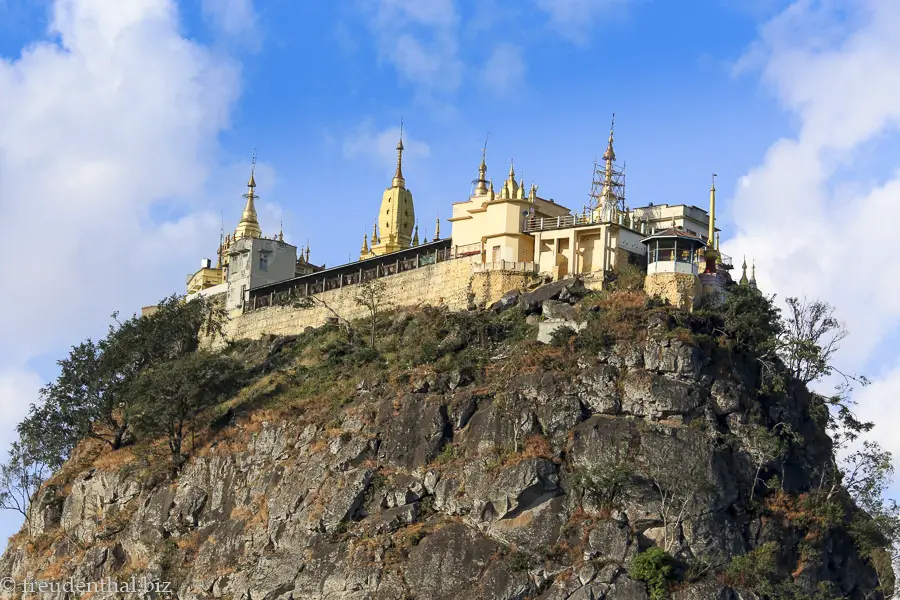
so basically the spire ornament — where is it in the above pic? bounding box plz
[590,113,626,222]
[392,117,405,188]
[473,133,490,196]
[235,149,262,240]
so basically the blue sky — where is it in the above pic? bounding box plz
[2,0,900,545]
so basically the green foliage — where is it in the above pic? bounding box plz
[608,262,645,292]
[18,295,226,472]
[778,297,846,385]
[127,351,243,470]
[0,441,51,521]
[354,278,392,349]
[434,443,459,465]
[629,547,674,600]
[724,542,780,596]
[508,551,533,572]
[549,325,577,347]
[571,463,632,511]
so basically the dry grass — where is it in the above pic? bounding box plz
[91,446,137,471]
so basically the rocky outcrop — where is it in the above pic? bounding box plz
[0,305,887,600]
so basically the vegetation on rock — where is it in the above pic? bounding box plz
[0,280,896,600]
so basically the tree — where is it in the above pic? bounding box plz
[18,294,227,468]
[127,351,242,471]
[778,297,848,385]
[740,422,801,496]
[354,278,392,348]
[720,285,783,355]
[0,441,52,523]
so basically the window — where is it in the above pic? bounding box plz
[492,245,501,262]
[259,253,268,272]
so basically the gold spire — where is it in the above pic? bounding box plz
[372,221,379,245]
[603,113,616,162]
[392,118,405,188]
[489,178,495,200]
[716,232,720,251]
[750,259,757,288]
[362,233,369,254]
[234,150,262,240]
[305,244,310,262]
[740,256,749,285]
[278,220,284,242]
[434,217,440,241]
[474,133,490,196]
[708,173,717,248]
[413,223,419,246]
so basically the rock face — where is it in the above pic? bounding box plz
[0,311,888,600]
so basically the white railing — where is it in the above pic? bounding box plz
[523,212,650,234]
[473,261,537,273]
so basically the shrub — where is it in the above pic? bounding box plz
[723,542,779,595]
[550,325,577,347]
[629,547,674,600]
[571,463,632,512]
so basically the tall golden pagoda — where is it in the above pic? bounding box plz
[362,122,416,259]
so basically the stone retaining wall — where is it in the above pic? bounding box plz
[215,260,539,344]
[643,272,702,310]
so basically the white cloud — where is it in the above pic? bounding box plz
[481,43,526,94]
[365,0,463,96]
[0,370,41,452]
[533,0,632,45]
[0,0,242,483]
[201,0,257,37]
[722,0,900,473]
[342,121,431,173]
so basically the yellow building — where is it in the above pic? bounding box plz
[449,153,569,267]
[361,132,416,259]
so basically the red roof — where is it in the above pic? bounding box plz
[641,227,707,245]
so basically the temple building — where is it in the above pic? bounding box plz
[360,130,417,259]
[170,114,744,327]
[449,117,730,287]
[185,160,323,312]
[449,151,570,268]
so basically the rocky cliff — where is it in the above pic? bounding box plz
[0,283,891,599]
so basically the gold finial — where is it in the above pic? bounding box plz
[509,158,515,179]
[740,255,749,285]
[413,223,419,246]
[362,233,369,253]
[474,132,490,195]
[603,113,616,162]
[434,217,440,241]
[248,148,258,188]
[392,117,405,188]
[372,221,379,245]
[278,220,284,242]
[305,243,310,262]
[489,178,495,200]
[707,172,718,255]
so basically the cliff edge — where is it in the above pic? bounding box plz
[0,283,892,599]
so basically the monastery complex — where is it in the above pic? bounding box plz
[171,118,758,341]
